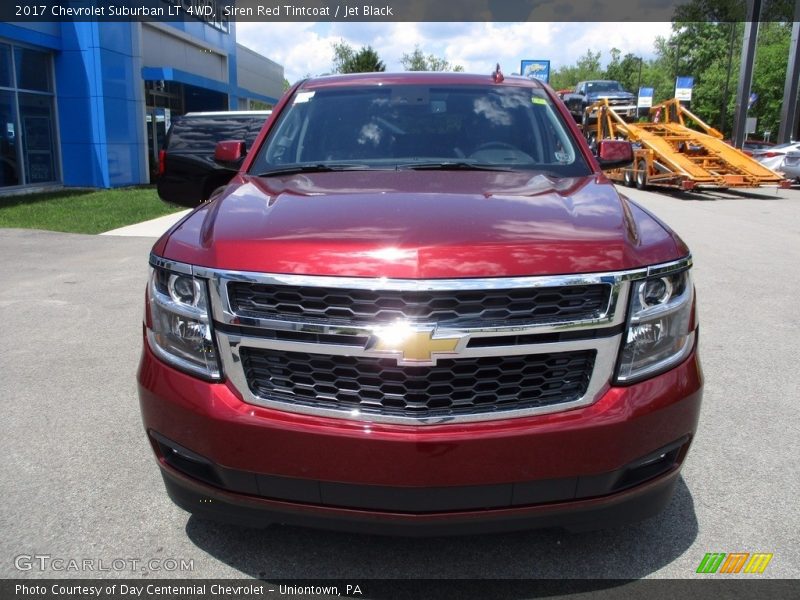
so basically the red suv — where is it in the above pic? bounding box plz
[138,72,702,535]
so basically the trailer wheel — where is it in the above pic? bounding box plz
[581,109,591,130]
[635,159,648,190]
[586,132,597,154]
[623,168,634,187]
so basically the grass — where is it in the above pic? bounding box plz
[0,186,185,234]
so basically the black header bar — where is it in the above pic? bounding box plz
[2,579,800,600]
[2,0,796,23]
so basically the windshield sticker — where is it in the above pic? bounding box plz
[294,91,315,104]
[531,97,547,105]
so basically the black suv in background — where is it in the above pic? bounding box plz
[157,111,271,207]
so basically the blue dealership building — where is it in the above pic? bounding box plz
[0,16,283,191]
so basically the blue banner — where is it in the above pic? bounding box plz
[520,60,550,84]
[675,76,694,101]
[638,87,655,108]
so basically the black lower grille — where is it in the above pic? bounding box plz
[240,349,596,419]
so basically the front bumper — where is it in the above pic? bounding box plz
[159,461,683,536]
[586,104,638,119]
[138,340,702,534]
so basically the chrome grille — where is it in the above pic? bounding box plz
[228,282,611,326]
[168,256,695,424]
[241,348,596,419]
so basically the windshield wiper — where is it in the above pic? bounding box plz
[255,163,372,177]
[396,161,512,172]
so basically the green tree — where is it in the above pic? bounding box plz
[550,50,603,90]
[331,40,386,73]
[663,0,794,137]
[655,19,792,137]
[750,23,792,137]
[282,77,291,92]
[347,46,386,73]
[672,0,793,21]
[536,0,793,139]
[400,45,464,71]
[331,40,355,73]
[604,48,645,94]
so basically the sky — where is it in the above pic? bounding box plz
[235,22,675,84]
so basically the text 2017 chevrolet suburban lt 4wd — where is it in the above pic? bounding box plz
[138,72,702,535]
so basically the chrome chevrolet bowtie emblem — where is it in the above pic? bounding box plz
[367,324,466,366]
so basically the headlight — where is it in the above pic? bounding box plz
[615,269,695,383]
[146,266,221,380]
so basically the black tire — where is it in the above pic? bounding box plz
[623,168,634,187]
[635,159,648,190]
[581,108,591,130]
[566,101,581,124]
[586,132,597,154]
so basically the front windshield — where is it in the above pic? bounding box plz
[586,81,623,93]
[249,84,590,177]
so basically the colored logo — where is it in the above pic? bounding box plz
[696,553,773,574]
[368,325,464,365]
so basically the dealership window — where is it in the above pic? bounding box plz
[0,45,11,87]
[0,41,59,189]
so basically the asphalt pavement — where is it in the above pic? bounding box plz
[1,185,798,583]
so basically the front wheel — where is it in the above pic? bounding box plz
[635,159,648,190]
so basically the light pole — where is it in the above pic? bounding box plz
[720,22,737,135]
[732,0,762,149]
[636,56,643,118]
[636,56,643,94]
[668,39,681,103]
[672,41,680,82]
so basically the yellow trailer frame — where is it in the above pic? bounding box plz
[584,98,788,190]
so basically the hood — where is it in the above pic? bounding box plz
[160,171,684,278]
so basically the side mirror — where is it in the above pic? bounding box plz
[214,140,246,170]
[597,140,633,170]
